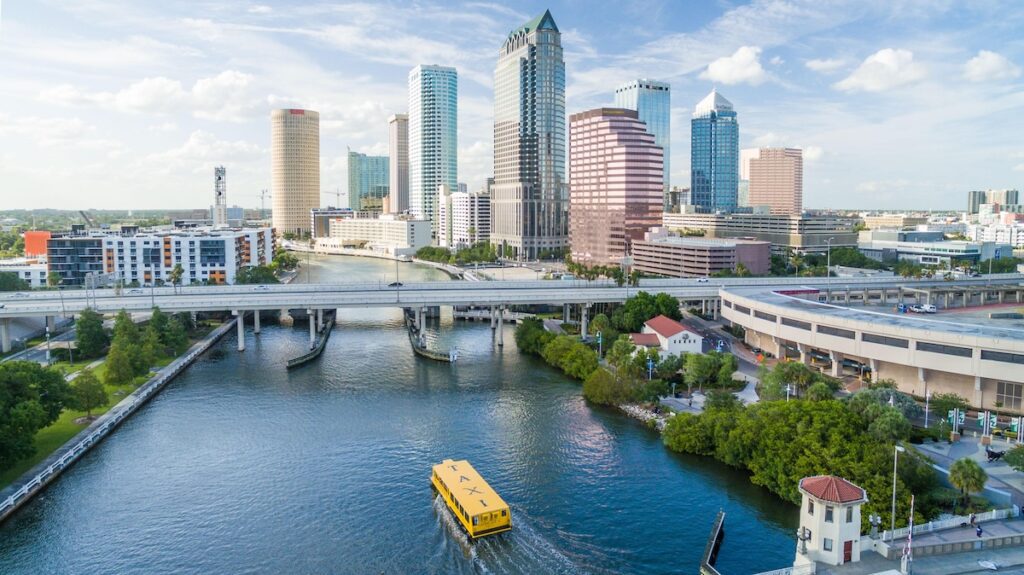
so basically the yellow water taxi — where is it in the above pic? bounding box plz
[431,459,512,539]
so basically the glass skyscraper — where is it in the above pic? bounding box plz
[615,79,670,208]
[409,65,458,235]
[691,89,738,213]
[347,150,389,212]
[492,9,566,260]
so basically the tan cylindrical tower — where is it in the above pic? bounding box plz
[271,109,320,237]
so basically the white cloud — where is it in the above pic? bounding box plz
[699,46,767,85]
[963,50,1021,82]
[805,58,846,73]
[38,71,259,122]
[803,146,824,162]
[248,5,272,14]
[834,49,926,92]
[769,55,784,66]
[144,130,264,174]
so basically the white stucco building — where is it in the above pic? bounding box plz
[629,315,702,356]
[794,475,867,568]
[323,213,431,256]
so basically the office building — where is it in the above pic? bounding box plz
[492,9,567,260]
[615,79,670,208]
[311,207,358,239]
[968,189,1020,214]
[438,187,491,250]
[860,213,928,230]
[738,148,759,208]
[691,90,738,213]
[568,108,663,265]
[388,114,410,213]
[632,228,770,278]
[48,228,275,286]
[347,150,389,212]
[662,211,858,253]
[748,148,803,215]
[667,187,691,212]
[213,166,227,227]
[271,109,320,237]
[321,213,431,256]
[409,65,458,234]
[857,229,1012,265]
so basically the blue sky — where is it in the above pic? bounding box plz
[1,0,1023,211]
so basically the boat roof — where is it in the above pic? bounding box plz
[433,459,508,516]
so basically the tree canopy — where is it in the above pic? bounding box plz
[75,307,109,359]
[0,361,71,471]
[0,271,29,292]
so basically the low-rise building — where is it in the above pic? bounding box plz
[48,227,275,286]
[322,213,431,256]
[967,223,1024,248]
[661,212,857,254]
[629,315,702,356]
[631,228,770,277]
[794,476,866,568]
[0,257,48,288]
[858,229,1012,265]
[860,213,928,229]
[311,207,357,239]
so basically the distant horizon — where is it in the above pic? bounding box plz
[1,1,1022,210]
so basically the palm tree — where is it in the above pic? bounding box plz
[168,264,184,294]
[948,457,987,507]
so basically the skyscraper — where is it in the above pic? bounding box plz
[492,9,567,260]
[691,90,738,213]
[569,108,663,265]
[213,166,227,227]
[748,148,803,215]
[347,150,389,212]
[388,114,409,213]
[739,148,760,208]
[408,65,457,235]
[615,79,670,208]
[271,108,320,237]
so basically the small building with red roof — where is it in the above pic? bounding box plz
[795,475,867,568]
[634,315,702,356]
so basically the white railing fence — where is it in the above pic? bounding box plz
[752,563,816,575]
[882,505,1020,541]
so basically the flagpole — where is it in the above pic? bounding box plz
[902,494,915,575]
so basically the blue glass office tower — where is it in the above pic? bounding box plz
[615,79,670,208]
[347,149,389,211]
[691,89,738,212]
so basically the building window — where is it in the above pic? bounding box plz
[982,350,1024,365]
[825,506,834,523]
[782,317,811,330]
[754,311,777,322]
[734,304,751,315]
[862,333,909,348]
[846,506,853,523]
[823,538,833,552]
[997,382,1023,411]
[916,341,972,357]
[817,325,855,339]
[808,500,814,515]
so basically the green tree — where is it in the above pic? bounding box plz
[149,307,169,341]
[930,393,969,421]
[70,369,108,418]
[606,335,638,374]
[684,353,719,389]
[168,264,184,292]
[0,271,30,291]
[273,251,300,270]
[513,317,554,355]
[0,361,71,471]
[140,323,164,368]
[806,381,834,401]
[868,408,911,442]
[1003,446,1024,472]
[541,336,577,369]
[235,265,280,284]
[47,271,63,288]
[112,309,138,343]
[75,307,109,359]
[948,457,987,507]
[164,317,190,355]
[103,341,136,386]
[559,343,599,380]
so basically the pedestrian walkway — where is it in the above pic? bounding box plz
[820,544,1024,575]
[915,436,1024,505]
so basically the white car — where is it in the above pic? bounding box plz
[909,305,924,313]
[127,288,144,295]
[10,292,29,298]
[920,304,937,313]
[696,277,709,283]
[253,285,271,291]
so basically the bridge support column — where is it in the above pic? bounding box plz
[46,315,56,333]
[0,319,10,354]
[581,304,589,341]
[308,309,316,350]
[254,310,261,334]
[829,351,843,378]
[797,343,808,365]
[316,308,324,331]
[489,306,496,330]
[563,303,569,323]
[279,308,294,326]
[336,308,343,325]
[234,310,245,352]
[496,307,504,347]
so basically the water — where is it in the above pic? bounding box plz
[0,255,798,574]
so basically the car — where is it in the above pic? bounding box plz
[127,288,144,295]
[388,281,403,287]
[696,277,709,283]
[253,285,270,291]
[750,347,763,355]
[0,303,5,309]
[920,304,937,314]
[909,305,924,313]
[10,292,29,298]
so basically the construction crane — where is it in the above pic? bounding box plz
[79,210,95,227]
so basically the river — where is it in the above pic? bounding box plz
[0,255,798,574]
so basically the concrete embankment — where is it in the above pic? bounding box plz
[0,320,236,525]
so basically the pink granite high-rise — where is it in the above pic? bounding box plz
[569,108,663,265]
[748,147,803,216]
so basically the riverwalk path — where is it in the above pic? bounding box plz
[916,437,1024,506]
[821,537,1024,575]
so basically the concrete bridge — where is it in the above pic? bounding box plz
[1,274,1021,354]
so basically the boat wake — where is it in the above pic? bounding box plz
[430,495,588,574]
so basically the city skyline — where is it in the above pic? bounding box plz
[2,1,1024,210]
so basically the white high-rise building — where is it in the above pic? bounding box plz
[271,109,320,237]
[438,186,491,250]
[213,166,227,227]
[408,65,458,236]
[388,114,409,213]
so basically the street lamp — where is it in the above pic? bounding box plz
[924,390,932,429]
[825,237,835,282]
[890,444,906,540]
[45,325,51,364]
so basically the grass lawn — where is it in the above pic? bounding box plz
[50,358,100,376]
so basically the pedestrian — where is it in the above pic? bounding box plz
[976,525,983,538]
[969,513,976,526]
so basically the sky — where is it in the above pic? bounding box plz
[1,0,1023,212]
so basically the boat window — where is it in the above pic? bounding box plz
[473,516,479,526]
[501,509,507,517]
